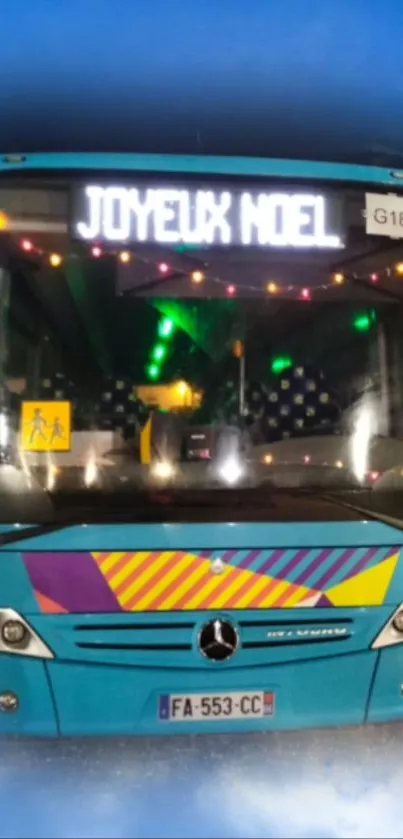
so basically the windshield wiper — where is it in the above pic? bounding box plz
[319,492,403,534]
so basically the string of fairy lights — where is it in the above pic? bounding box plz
[10,236,403,300]
[6,234,402,391]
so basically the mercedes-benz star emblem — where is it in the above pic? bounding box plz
[199,619,239,661]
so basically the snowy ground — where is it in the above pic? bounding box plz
[1,725,403,838]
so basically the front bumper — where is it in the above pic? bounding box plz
[2,647,403,737]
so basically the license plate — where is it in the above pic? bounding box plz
[158,691,275,722]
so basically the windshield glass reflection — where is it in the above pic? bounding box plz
[1,283,403,523]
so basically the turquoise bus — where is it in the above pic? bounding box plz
[0,152,403,735]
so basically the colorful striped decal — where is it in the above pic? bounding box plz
[22,545,400,613]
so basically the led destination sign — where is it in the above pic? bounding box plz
[73,184,344,249]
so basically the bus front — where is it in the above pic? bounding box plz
[0,153,403,735]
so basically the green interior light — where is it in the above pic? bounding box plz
[353,313,371,332]
[152,344,166,362]
[158,318,175,339]
[147,364,160,381]
[271,355,293,375]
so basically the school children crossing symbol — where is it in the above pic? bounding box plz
[20,401,72,452]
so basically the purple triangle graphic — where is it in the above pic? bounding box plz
[315,594,334,608]
[23,552,122,613]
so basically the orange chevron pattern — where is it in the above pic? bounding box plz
[92,550,313,611]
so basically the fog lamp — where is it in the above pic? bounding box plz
[0,692,18,713]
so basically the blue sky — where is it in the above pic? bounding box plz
[1,0,403,160]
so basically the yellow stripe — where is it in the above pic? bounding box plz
[234,574,275,609]
[131,553,197,611]
[161,560,211,610]
[256,579,290,608]
[282,585,310,608]
[93,550,317,611]
[184,566,238,610]
[110,551,151,591]
[100,551,128,576]
[207,569,254,609]
[119,551,177,606]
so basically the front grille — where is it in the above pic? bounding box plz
[74,621,195,632]
[243,637,350,649]
[76,642,191,651]
[70,615,353,653]
[31,610,363,669]
[73,619,196,652]
[239,617,352,627]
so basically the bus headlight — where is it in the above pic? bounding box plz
[0,609,54,659]
[372,604,403,649]
[393,611,403,633]
[1,619,27,646]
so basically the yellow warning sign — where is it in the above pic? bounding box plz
[20,401,72,452]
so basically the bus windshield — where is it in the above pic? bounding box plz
[1,164,403,523]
